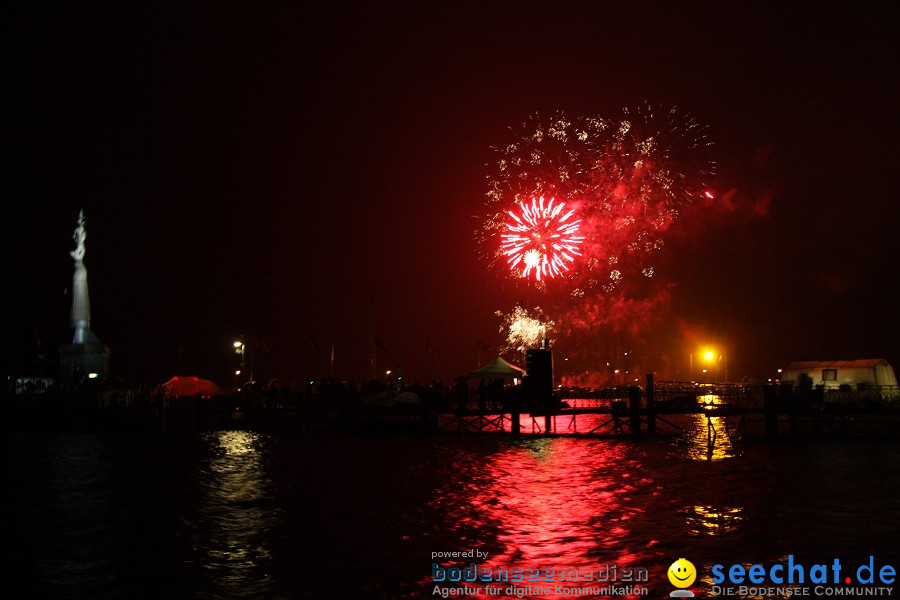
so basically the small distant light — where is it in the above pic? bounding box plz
[704,190,715,199]
[235,370,241,375]
[87,372,99,379]
[233,341,242,348]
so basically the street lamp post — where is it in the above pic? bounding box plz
[700,348,728,383]
[233,337,256,384]
[234,340,246,385]
[704,350,715,383]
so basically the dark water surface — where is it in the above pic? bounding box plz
[7,418,900,599]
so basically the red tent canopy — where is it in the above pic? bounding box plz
[161,376,222,398]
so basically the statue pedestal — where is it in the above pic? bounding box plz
[59,333,109,389]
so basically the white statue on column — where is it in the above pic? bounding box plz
[70,210,92,343]
[60,209,108,387]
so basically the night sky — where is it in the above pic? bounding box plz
[4,2,898,387]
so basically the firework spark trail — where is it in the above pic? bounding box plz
[478,112,606,276]
[480,105,714,291]
[501,196,584,281]
[481,105,716,381]
[495,306,553,355]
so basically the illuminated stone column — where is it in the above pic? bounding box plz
[69,210,91,342]
[60,210,110,389]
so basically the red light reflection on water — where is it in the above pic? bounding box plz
[426,438,657,598]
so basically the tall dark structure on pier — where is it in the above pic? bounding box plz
[59,211,110,389]
[524,346,554,407]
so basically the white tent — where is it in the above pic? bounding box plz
[469,356,525,380]
[781,359,898,390]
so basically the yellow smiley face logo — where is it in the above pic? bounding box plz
[668,558,697,588]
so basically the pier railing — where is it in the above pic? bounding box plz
[555,381,900,412]
[8,377,898,435]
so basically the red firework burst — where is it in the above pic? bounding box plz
[501,197,584,281]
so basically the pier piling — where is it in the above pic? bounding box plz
[629,387,642,436]
[764,385,778,439]
[646,373,656,435]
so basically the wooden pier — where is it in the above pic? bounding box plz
[7,375,899,438]
[436,375,900,439]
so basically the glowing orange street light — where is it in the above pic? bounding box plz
[698,347,728,382]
